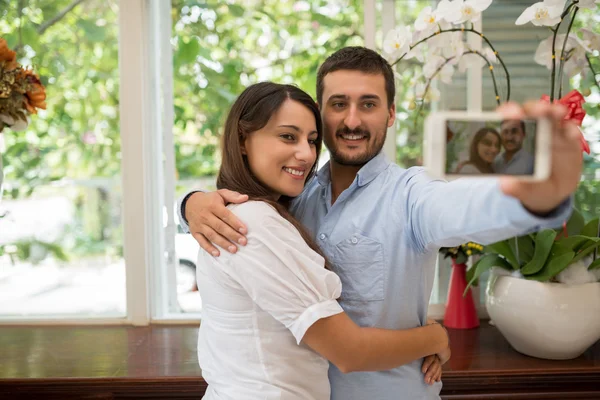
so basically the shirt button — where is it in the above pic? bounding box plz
[320,234,326,240]
[351,237,358,244]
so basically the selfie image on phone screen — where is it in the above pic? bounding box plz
[445,119,537,176]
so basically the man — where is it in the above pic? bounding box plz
[178,47,582,399]
[493,119,535,175]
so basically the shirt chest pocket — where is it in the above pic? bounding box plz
[331,233,385,302]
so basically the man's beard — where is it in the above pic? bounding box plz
[325,121,388,166]
[503,141,521,152]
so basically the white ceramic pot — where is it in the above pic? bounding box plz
[486,272,600,360]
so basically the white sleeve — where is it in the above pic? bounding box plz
[221,201,344,344]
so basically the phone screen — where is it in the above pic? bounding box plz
[445,118,537,176]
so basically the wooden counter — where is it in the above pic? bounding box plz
[1,322,599,399]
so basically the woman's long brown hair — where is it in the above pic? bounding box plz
[217,82,329,267]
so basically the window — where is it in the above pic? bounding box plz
[163,0,365,316]
[0,0,125,319]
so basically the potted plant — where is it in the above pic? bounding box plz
[381,0,599,360]
[466,210,600,360]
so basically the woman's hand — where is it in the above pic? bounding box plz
[421,354,442,385]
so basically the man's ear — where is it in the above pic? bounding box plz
[388,103,396,127]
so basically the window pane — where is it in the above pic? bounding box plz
[167,0,364,314]
[0,1,125,317]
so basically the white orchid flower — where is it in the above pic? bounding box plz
[435,0,461,24]
[482,47,498,64]
[564,54,589,77]
[423,55,446,78]
[580,28,600,51]
[383,26,412,59]
[458,52,486,73]
[515,1,563,26]
[544,0,568,8]
[436,0,493,24]
[441,32,466,62]
[439,63,456,84]
[422,54,455,84]
[573,0,599,9]
[534,33,591,72]
[415,83,441,102]
[415,6,440,35]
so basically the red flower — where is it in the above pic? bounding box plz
[540,89,589,154]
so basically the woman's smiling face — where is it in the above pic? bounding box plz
[243,99,319,200]
[477,132,501,163]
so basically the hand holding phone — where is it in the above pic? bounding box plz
[424,100,584,215]
[424,111,551,181]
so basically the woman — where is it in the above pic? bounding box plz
[455,127,502,174]
[197,82,450,400]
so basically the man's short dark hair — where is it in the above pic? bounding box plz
[316,46,396,108]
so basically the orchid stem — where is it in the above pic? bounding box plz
[414,50,499,130]
[550,30,559,102]
[586,54,600,91]
[391,27,511,101]
[551,0,579,101]
[414,57,457,130]
[557,6,579,99]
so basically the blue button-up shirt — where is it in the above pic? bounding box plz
[179,151,571,400]
[493,148,535,175]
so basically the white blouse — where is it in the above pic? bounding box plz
[196,201,344,400]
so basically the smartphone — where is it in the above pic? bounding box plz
[424,111,551,181]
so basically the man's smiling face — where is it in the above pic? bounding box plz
[320,70,395,166]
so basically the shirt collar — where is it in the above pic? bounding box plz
[504,148,526,164]
[316,151,391,188]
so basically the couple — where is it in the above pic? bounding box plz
[456,120,535,175]
[178,47,582,400]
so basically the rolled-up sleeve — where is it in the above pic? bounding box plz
[221,201,344,344]
[401,169,573,252]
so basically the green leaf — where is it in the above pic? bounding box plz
[572,238,600,264]
[465,260,483,287]
[521,230,557,275]
[176,38,200,65]
[197,45,213,61]
[528,251,575,282]
[509,235,535,264]
[227,4,245,17]
[565,209,585,236]
[485,240,520,269]
[77,20,106,42]
[464,254,512,295]
[581,218,600,238]
[556,235,592,252]
[588,258,600,270]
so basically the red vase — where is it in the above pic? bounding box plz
[443,260,479,329]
